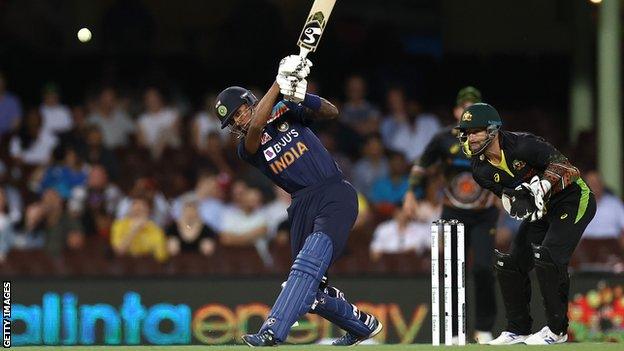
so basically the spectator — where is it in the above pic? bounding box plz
[581,170,624,259]
[69,165,122,237]
[192,93,229,152]
[111,196,168,262]
[10,107,58,166]
[220,187,272,265]
[137,87,180,159]
[0,161,23,225]
[166,200,217,257]
[40,83,73,135]
[0,188,16,263]
[352,134,388,196]
[87,87,136,149]
[171,173,226,233]
[80,126,119,180]
[341,74,381,135]
[369,207,430,262]
[0,71,22,137]
[116,177,170,227]
[24,189,84,258]
[380,88,441,162]
[39,145,88,199]
[369,150,409,205]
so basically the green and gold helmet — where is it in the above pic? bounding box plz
[456,103,503,157]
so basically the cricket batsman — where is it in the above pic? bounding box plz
[214,55,382,347]
[403,87,498,344]
[456,103,596,345]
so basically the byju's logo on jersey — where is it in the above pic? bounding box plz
[261,132,272,145]
[264,146,277,161]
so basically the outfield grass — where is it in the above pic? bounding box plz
[10,344,623,351]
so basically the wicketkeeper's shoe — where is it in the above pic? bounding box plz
[241,330,277,347]
[332,316,383,346]
[487,331,530,345]
[524,326,568,345]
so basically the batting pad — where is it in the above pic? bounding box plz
[313,286,372,337]
[260,232,333,341]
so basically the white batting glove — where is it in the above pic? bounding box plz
[276,74,307,103]
[278,55,312,80]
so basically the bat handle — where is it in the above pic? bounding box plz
[299,47,310,59]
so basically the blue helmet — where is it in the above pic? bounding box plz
[214,86,258,129]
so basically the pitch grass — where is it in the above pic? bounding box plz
[10,344,623,351]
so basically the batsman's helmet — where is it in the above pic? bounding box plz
[214,86,258,129]
[456,103,503,157]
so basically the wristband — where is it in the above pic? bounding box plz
[302,93,321,111]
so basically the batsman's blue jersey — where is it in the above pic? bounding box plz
[237,100,343,194]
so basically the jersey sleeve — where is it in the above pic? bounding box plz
[282,100,313,126]
[514,134,580,195]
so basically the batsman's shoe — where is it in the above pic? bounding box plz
[241,330,277,347]
[475,331,493,344]
[332,316,383,346]
[487,331,530,345]
[524,326,568,345]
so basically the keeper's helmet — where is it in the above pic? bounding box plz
[456,103,502,157]
[214,86,258,137]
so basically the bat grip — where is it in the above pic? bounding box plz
[299,47,310,59]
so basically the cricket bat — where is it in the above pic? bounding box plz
[297,0,337,58]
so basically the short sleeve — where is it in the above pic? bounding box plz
[282,101,313,126]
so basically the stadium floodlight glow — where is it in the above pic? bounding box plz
[589,0,602,4]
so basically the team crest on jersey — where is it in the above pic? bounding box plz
[264,146,277,161]
[278,122,289,132]
[261,132,272,145]
[494,173,500,183]
[267,317,276,326]
[512,159,526,171]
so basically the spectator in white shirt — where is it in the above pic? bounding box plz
[369,207,432,262]
[171,173,226,233]
[10,107,58,166]
[87,88,135,149]
[192,93,230,152]
[137,87,181,159]
[380,88,441,162]
[583,170,624,243]
[40,83,73,135]
[220,187,273,266]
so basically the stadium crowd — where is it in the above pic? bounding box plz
[0,71,622,277]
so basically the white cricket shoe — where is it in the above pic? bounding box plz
[475,331,493,344]
[487,331,530,345]
[524,326,568,345]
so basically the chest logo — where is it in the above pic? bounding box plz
[494,173,500,183]
[450,143,460,155]
[261,132,272,145]
[512,159,526,171]
[263,146,277,161]
[278,122,290,132]
[461,111,472,121]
